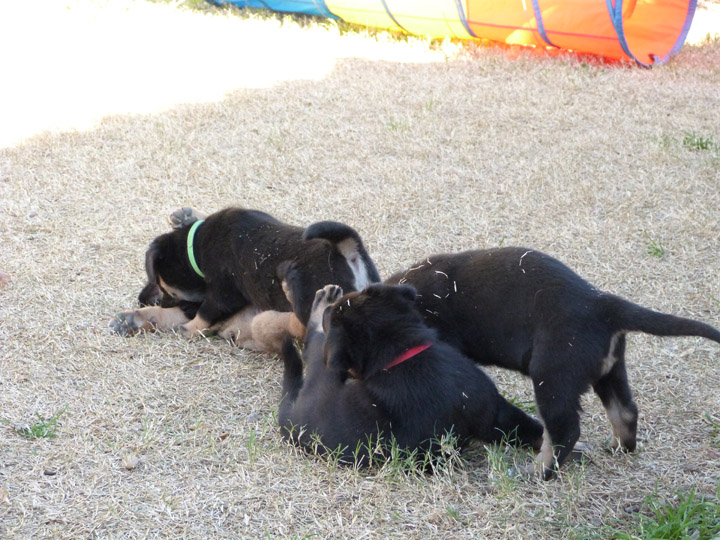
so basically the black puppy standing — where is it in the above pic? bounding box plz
[278,283,544,466]
[386,247,720,479]
[110,207,380,348]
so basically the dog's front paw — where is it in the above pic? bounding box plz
[178,315,210,339]
[178,323,196,339]
[509,461,554,481]
[308,285,343,330]
[313,284,343,311]
[168,207,200,229]
[110,311,142,336]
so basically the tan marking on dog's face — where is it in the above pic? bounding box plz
[158,277,205,303]
[605,398,636,451]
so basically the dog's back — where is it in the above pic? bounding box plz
[387,247,720,478]
[144,206,381,326]
[387,247,720,371]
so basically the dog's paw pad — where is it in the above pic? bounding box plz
[309,285,343,330]
[323,284,343,304]
[168,207,199,229]
[313,284,343,308]
[109,311,140,336]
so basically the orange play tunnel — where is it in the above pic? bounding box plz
[213,0,697,66]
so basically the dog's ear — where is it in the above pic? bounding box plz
[138,240,164,306]
[394,284,417,303]
[276,260,295,281]
[138,282,162,306]
[364,283,417,303]
[323,327,357,374]
[144,240,160,285]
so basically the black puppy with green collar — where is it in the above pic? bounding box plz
[110,207,379,344]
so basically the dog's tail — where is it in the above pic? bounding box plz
[600,293,720,344]
[303,221,381,286]
[279,335,304,413]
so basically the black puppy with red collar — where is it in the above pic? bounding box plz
[278,283,543,467]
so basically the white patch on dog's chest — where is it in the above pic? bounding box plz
[337,238,371,290]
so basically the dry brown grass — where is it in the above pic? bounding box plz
[1,1,719,538]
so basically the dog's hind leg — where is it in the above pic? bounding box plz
[250,310,305,353]
[278,336,305,441]
[592,335,638,452]
[214,306,261,348]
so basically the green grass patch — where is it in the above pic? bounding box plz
[683,132,717,152]
[643,230,665,259]
[386,119,409,132]
[283,425,464,477]
[445,504,465,524]
[372,430,464,478]
[17,405,68,440]
[506,394,537,414]
[603,485,720,540]
[703,412,720,448]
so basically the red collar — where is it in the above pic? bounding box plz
[382,342,432,371]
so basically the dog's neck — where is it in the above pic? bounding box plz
[186,220,205,279]
[382,342,432,371]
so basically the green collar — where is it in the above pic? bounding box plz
[186,220,205,279]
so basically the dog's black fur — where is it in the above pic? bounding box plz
[114,207,380,340]
[386,247,720,478]
[278,283,544,467]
